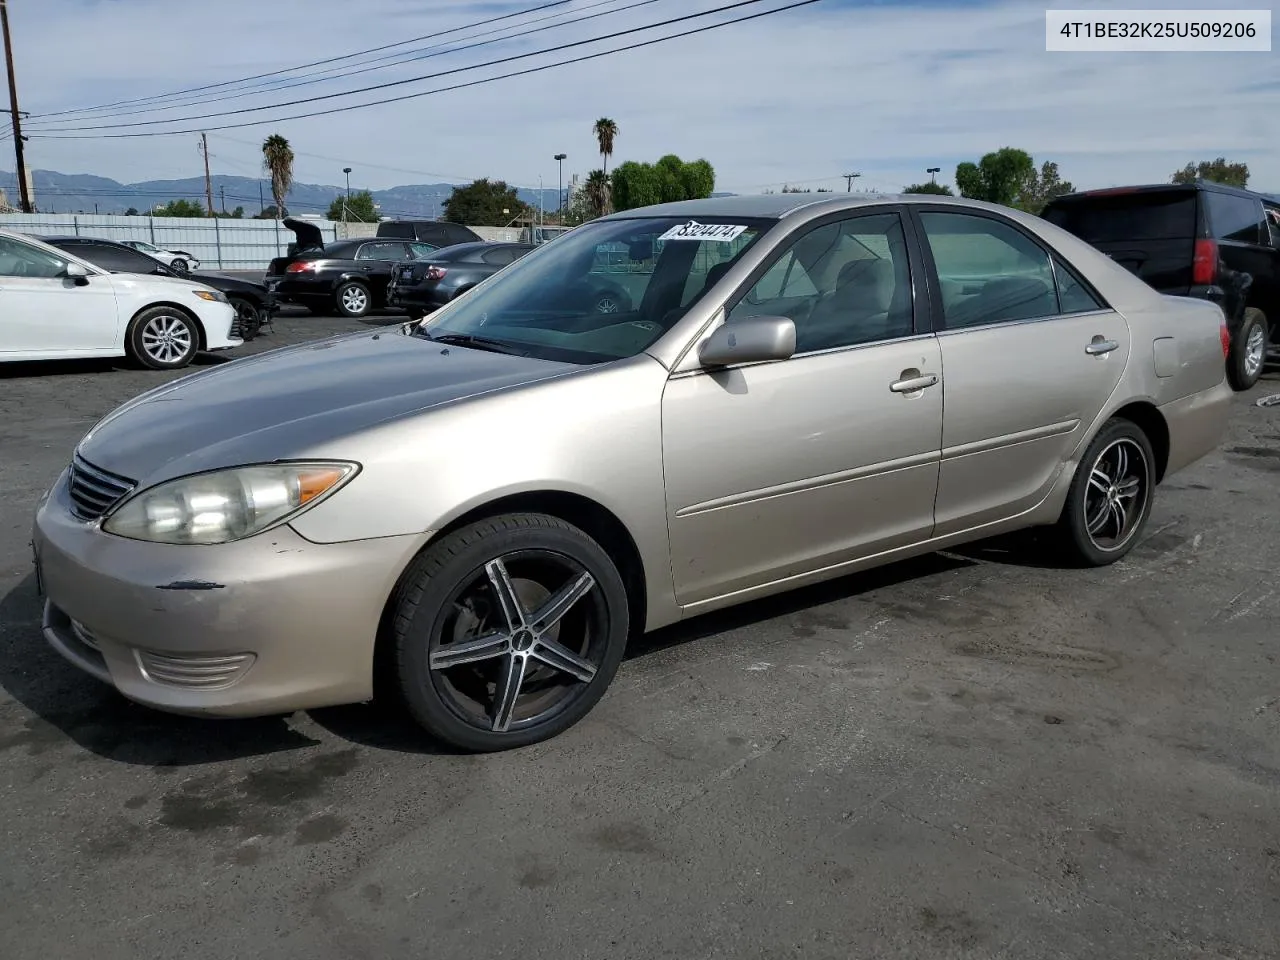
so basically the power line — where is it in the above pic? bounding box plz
[27,0,578,122]
[31,0,806,135]
[28,0,656,127]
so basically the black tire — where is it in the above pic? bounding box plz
[228,296,261,341]
[392,513,630,752]
[126,306,201,370]
[334,281,372,318]
[170,257,189,274]
[593,287,629,314]
[1226,308,1268,391]
[1052,417,1157,567]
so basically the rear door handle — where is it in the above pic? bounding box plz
[1085,338,1119,355]
[890,374,939,393]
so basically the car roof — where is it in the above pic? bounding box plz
[1047,180,1267,206]
[601,192,1028,222]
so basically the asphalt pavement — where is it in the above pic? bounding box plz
[2,319,1278,960]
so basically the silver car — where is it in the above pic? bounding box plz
[31,194,1232,752]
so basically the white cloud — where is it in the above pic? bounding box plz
[6,0,1278,194]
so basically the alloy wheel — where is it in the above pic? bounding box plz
[595,295,619,314]
[341,286,369,314]
[1083,437,1149,552]
[140,313,193,365]
[428,550,604,734]
[1245,323,1266,379]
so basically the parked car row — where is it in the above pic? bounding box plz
[1043,179,1279,390]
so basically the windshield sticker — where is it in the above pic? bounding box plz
[657,221,749,242]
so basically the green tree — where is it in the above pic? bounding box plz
[152,198,208,217]
[1017,160,1074,214]
[327,189,378,222]
[443,178,526,226]
[903,181,954,195]
[261,134,295,219]
[955,147,1036,206]
[1171,157,1249,188]
[583,170,610,220]
[124,206,140,216]
[593,118,619,175]
[610,155,717,213]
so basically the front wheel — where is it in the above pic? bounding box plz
[334,281,371,318]
[126,306,200,369]
[1052,418,1156,567]
[228,296,261,341]
[1226,308,1268,391]
[392,513,631,752]
[169,257,189,274]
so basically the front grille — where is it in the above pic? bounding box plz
[136,651,256,689]
[67,455,136,522]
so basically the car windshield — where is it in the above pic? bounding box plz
[414,215,774,364]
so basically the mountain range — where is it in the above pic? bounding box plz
[0,169,566,219]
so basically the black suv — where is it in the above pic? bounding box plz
[1042,181,1279,390]
[375,219,482,248]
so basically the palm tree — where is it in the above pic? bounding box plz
[261,134,295,218]
[583,170,609,220]
[592,118,619,175]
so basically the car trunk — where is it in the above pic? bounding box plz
[268,217,327,277]
[1042,190,1200,293]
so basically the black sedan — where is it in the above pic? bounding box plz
[266,217,441,318]
[42,235,275,340]
[386,241,535,317]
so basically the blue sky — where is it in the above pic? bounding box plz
[4,0,1276,195]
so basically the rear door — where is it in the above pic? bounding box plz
[355,241,413,299]
[911,206,1131,536]
[1042,188,1198,294]
[1204,190,1278,321]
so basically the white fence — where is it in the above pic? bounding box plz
[0,214,481,270]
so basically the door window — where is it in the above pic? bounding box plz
[74,243,164,274]
[481,246,520,266]
[919,212,1059,329]
[356,241,409,261]
[1205,192,1265,244]
[1053,256,1105,313]
[729,212,914,352]
[408,242,438,259]
[0,236,70,279]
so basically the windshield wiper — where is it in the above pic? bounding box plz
[429,332,530,356]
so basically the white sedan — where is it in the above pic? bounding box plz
[0,228,240,369]
[121,239,200,273]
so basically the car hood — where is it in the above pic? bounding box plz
[76,330,578,484]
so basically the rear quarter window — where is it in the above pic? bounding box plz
[1204,192,1265,244]
[1043,192,1197,243]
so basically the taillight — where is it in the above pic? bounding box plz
[286,260,318,274]
[425,266,447,281]
[1220,322,1231,359]
[1192,239,1217,285]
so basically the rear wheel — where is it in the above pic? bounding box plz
[1227,308,1268,391]
[126,306,200,370]
[391,513,630,752]
[1052,417,1156,567]
[334,281,371,318]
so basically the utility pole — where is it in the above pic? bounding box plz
[219,185,226,214]
[843,172,862,193]
[258,181,265,216]
[2,0,32,213]
[199,133,214,216]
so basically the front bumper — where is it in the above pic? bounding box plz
[32,471,425,718]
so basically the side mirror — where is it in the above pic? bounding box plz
[63,262,91,285]
[699,315,796,368]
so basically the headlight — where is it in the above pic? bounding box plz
[193,289,229,303]
[102,462,358,545]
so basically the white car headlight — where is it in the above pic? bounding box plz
[193,289,229,303]
[102,462,358,545]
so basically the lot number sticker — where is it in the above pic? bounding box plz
[658,221,749,242]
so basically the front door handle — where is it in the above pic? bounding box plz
[890,373,939,393]
[1085,337,1119,355]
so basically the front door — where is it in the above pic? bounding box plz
[662,210,944,607]
[0,236,119,355]
[911,207,1132,536]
